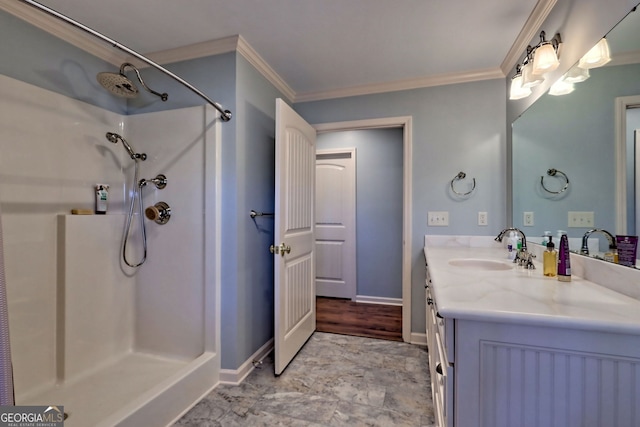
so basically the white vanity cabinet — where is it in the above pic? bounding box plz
[425,265,454,427]
[424,245,640,427]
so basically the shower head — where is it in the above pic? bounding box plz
[97,63,168,102]
[106,132,146,161]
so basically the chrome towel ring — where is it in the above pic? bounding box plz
[450,172,476,196]
[541,168,569,194]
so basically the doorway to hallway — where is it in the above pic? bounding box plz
[314,127,404,340]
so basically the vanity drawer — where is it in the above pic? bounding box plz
[427,286,454,363]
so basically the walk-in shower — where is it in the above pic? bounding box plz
[98,63,168,102]
[2,2,225,425]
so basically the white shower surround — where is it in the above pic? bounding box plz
[0,74,221,426]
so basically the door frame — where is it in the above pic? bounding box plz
[314,116,412,343]
[614,94,640,234]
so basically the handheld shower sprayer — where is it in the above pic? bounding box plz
[97,63,168,102]
[106,132,147,161]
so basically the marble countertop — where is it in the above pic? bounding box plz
[424,244,640,335]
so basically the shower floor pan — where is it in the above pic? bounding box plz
[19,350,217,427]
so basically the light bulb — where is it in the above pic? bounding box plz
[549,79,574,96]
[522,62,545,88]
[532,43,560,74]
[563,65,589,83]
[509,74,532,100]
[578,38,611,69]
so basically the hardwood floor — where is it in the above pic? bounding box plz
[315,296,403,341]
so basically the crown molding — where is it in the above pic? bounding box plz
[0,0,125,65]
[143,35,239,66]
[235,36,296,102]
[501,0,558,76]
[609,50,640,67]
[145,35,296,102]
[2,0,552,105]
[294,68,505,103]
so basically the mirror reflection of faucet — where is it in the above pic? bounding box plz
[580,228,617,264]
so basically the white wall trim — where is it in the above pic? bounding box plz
[410,333,427,346]
[500,0,558,76]
[219,338,274,386]
[2,0,515,104]
[296,68,505,103]
[0,0,126,65]
[614,94,640,235]
[355,295,402,306]
[313,116,413,344]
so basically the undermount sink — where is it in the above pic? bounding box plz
[448,258,513,271]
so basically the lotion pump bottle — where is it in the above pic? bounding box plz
[543,237,557,277]
[557,233,572,282]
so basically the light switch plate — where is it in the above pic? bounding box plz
[568,211,594,228]
[428,211,449,226]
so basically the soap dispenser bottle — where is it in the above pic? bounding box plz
[543,237,557,277]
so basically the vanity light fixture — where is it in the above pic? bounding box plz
[521,47,545,88]
[578,37,611,69]
[549,79,574,96]
[532,31,562,74]
[562,64,590,83]
[509,65,532,100]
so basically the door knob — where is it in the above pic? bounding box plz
[270,243,291,257]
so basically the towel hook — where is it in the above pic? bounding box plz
[450,171,476,196]
[540,168,569,194]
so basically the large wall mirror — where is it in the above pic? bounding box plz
[512,4,640,258]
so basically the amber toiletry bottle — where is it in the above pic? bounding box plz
[543,237,557,277]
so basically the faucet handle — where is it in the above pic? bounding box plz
[525,253,536,269]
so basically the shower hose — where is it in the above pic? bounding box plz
[123,160,147,268]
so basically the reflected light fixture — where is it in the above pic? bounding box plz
[532,31,562,75]
[562,65,590,83]
[578,38,611,69]
[509,65,532,100]
[549,79,574,96]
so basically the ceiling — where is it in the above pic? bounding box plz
[11,0,548,101]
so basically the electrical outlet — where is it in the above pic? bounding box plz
[568,211,594,228]
[428,211,449,226]
[478,211,488,226]
[523,212,534,226]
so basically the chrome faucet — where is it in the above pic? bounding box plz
[580,228,616,255]
[495,227,534,268]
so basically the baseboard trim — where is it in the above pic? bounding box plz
[410,332,427,346]
[355,295,403,306]
[219,338,274,385]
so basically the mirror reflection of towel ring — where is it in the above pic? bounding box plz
[541,168,569,194]
[450,171,476,196]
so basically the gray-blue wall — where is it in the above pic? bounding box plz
[317,129,403,299]
[296,79,507,333]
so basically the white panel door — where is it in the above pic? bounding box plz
[315,149,356,300]
[273,98,316,375]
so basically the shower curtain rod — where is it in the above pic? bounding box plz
[18,0,232,122]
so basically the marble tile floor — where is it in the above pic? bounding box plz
[174,332,435,426]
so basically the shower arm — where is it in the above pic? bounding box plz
[17,0,232,122]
